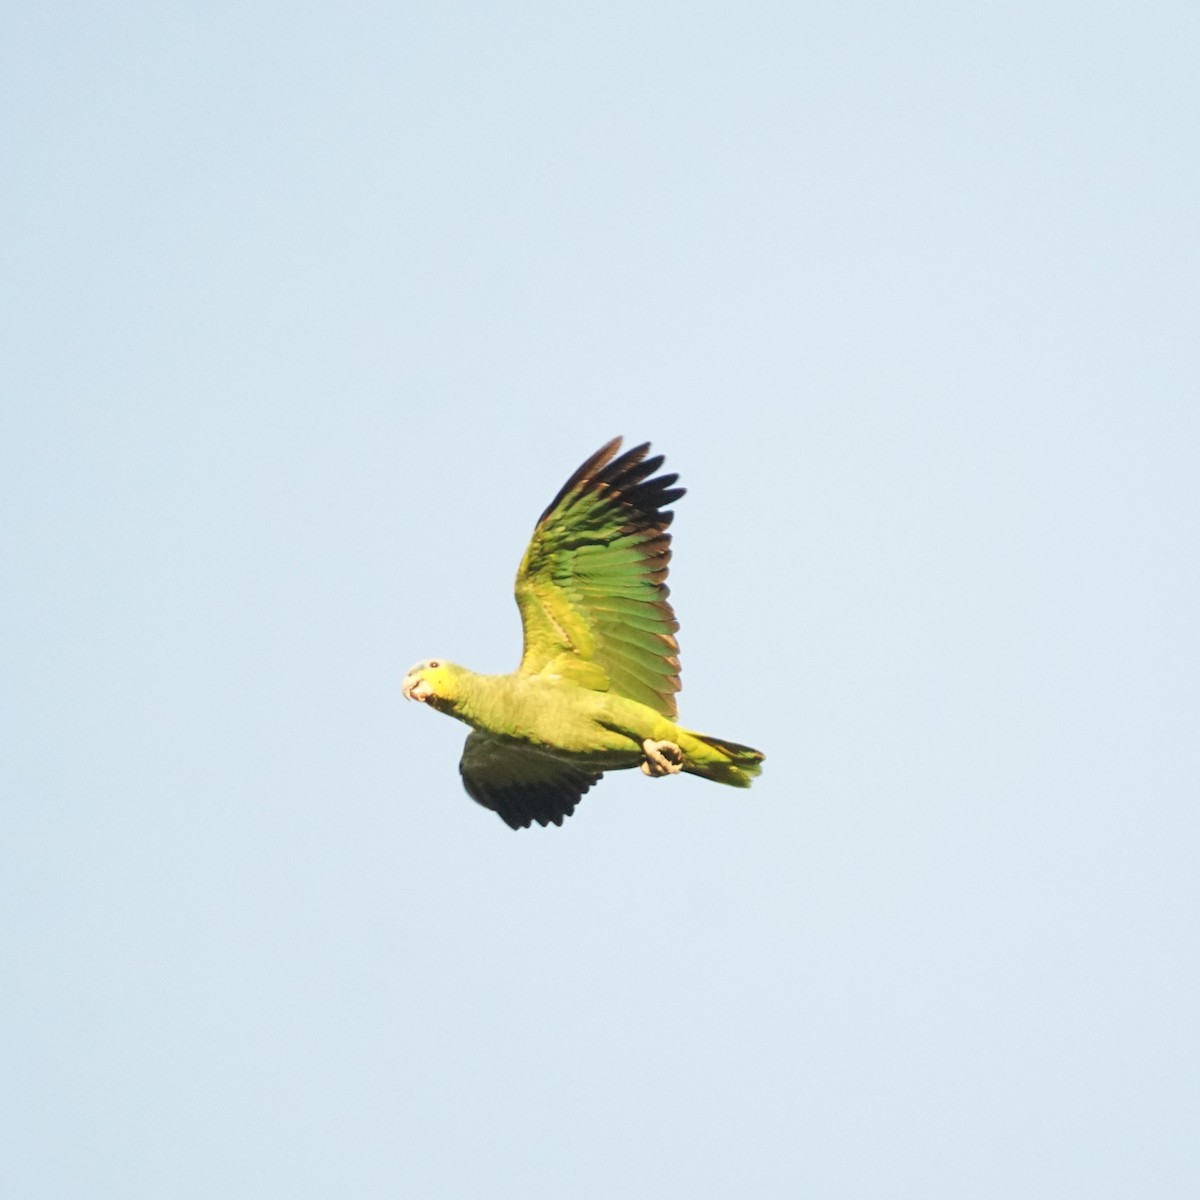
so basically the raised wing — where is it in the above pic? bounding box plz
[515,437,685,717]
[459,731,603,829]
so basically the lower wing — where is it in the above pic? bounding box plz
[459,730,603,830]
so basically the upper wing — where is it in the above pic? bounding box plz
[459,731,603,830]
[515,437,685,717]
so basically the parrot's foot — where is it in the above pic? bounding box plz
[641,739,684,777]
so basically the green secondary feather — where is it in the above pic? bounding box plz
[401,438,764,830]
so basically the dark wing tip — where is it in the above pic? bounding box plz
[536,436,625,525]
[536,437,684,531]
[499,802,571,830]
[592,441,684,534]
[492,777,598,830]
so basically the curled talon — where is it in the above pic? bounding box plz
[641,738,684,777]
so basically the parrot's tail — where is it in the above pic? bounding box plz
[680,731,765,788]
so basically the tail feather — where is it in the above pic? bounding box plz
[680,731,765,787]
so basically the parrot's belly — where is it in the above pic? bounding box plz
[473,677,671,764]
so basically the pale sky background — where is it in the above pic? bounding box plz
[3,3,1198,1197]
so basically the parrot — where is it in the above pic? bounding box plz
[402,437,764,828]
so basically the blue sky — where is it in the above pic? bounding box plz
[3,3,1197,1196]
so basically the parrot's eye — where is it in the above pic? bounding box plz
[429,660,440,669]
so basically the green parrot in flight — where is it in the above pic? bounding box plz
[402,437,764,829]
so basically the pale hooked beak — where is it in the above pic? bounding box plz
[402,673,433,702]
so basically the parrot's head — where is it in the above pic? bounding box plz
[402,659,461,708]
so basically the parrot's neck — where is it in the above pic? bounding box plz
[437,669,518,730]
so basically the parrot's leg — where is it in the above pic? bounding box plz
[641,738,684,777]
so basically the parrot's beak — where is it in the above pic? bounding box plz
[402,673,433,702]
